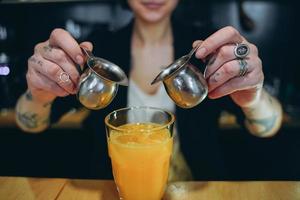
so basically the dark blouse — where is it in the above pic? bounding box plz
[51,20,245,180]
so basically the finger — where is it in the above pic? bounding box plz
[207,58,254,92]
[48,28,84,65]
[28,55,76,94]
[208,64,263,99]
[192,40,203,48]
[80,41,93,51]
[204,42,259,78]
[196,26,243,59]
[79,41,93,66]
[27,67,69,97]
[37,42,80,85]
[204,44,236,78]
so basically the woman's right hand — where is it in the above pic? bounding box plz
[26,28,93,104]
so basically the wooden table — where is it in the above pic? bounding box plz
[0,177,300,200]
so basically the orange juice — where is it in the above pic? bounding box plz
[108,123,173,200]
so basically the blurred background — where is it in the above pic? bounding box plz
[0,0,299,180]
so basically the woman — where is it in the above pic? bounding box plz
[15,0,282,180]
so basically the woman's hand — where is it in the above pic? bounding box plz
[193,26,264,108]
[26,28,93,104]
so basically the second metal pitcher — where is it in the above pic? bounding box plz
[151,47,208,108]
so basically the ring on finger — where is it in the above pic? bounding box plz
[238,59,248,77]
[59,71,70,83]
[234,43,250,59]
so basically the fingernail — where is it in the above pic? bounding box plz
[76,55,84,65]
[196,47,207,58]
[193,41,202,48]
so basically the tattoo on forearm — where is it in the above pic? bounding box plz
[25,91,33,101]
[29,56,43,67]
[24,91,52,108]
[244,96,273,118]
[268,95,273,104]
[246,114,278,135]
[243,96,280,135]
[17,111,49,129]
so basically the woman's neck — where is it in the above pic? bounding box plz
[133,17,172,46]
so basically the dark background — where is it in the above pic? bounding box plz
[0,0,299,180]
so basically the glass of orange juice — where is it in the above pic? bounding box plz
[105,107,175,200]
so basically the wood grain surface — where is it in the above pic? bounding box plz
[0,177,300,200]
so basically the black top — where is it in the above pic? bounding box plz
[51,20,245,180]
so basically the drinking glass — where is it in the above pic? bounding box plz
[105,107,175,200]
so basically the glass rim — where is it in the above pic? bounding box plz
[104,106,175,132]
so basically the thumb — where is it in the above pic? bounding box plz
[80,41,93,52]
[78,41,94,71]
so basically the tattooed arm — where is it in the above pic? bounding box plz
[192,27,283,137]
[241,89,283,137]
[15,28,94,132]
[15,90,52,133]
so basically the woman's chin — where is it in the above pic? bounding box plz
[139,13,168,23]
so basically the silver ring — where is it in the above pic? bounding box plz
[59,71,70,83]
[238,59,248,77]
[234,43,250,59]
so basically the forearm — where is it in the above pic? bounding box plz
[15,90,52,133]
[241,89,283,137]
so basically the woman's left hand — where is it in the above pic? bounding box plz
[194,26,264,108]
